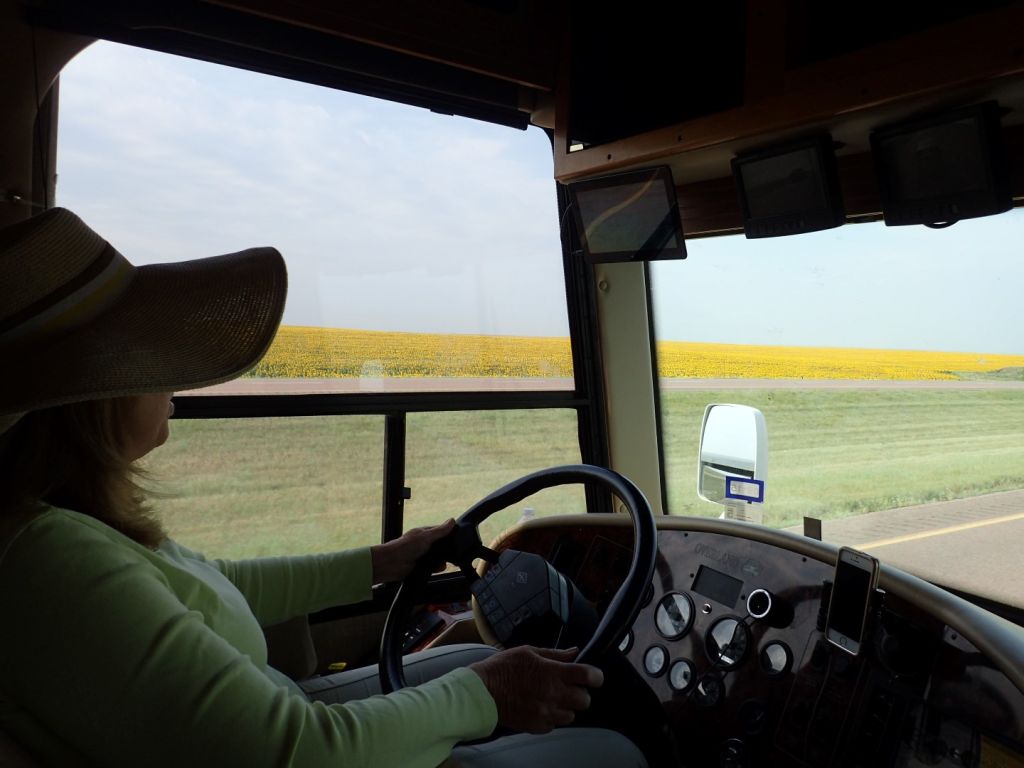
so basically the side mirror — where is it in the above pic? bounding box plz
[697,404,768,523]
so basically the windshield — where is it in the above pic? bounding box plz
[56,42,572,396]
[651,214,1024,609]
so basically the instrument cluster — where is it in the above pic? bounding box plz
[619,538,811,722]
[493,519,1024,767]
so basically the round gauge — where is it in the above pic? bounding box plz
[760,641,791,676]
[693,674,724,708]
[643,645,668,677]
[618,630,634,654]
[655,592,694,640]
[706,617,751,669]
[668,659,696,692]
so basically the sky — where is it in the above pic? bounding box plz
[56,42,1024,354]
[652,214,1024,353]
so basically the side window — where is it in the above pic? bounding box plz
[405,410,585,547]
[156,417,384,558]
[58,42,577,557]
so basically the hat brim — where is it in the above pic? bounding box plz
[1,247,286,415]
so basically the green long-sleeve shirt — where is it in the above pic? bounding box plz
[0,507,497,767]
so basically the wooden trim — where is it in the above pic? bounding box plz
[676,124,1024,238]
[836,151,883,224]
[495,513,1024,697]
[555,4,1024,182]
[676,174,742,238]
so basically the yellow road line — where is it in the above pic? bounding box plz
[857,511,1024,549]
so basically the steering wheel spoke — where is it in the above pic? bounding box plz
[476,545,500,564]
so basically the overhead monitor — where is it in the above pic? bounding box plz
[567,166,686,263]
[731,134,845,238]
[870,102,1011,226]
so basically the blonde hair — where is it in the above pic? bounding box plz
[0,399,166,549]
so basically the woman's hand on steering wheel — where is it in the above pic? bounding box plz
[370,518,456,584]
[469,646,604,733]
[380,465,656,696]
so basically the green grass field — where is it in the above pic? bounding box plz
[145,389,1024,559]
[663,389,1024,527]
[147,409,585,559]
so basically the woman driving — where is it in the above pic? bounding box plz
[0,208,647,767]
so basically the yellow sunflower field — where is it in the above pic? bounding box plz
[247,326,1024,381]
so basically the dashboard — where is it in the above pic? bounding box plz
[487,515,1024,768]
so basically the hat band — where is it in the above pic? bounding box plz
[0,243,135,347]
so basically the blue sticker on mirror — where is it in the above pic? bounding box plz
[725,477,764,503]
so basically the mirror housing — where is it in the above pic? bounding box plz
[697,404,768,522]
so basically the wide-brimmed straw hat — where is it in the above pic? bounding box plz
[0,207,287,434]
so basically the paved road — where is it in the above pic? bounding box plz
[786,490,1024,607]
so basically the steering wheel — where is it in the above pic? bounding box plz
[379,464,657,693]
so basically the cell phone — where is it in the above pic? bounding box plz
[825,547,880,656]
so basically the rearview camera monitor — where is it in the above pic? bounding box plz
[870,102,1011,226]
[731,134,845,238]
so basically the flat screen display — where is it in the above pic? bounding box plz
[879,118,988,202]
[692,565,743,608]
[568,166,686,262]
[870,102,1011,226]
[731,135,844,238]
[737,148,826,219]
